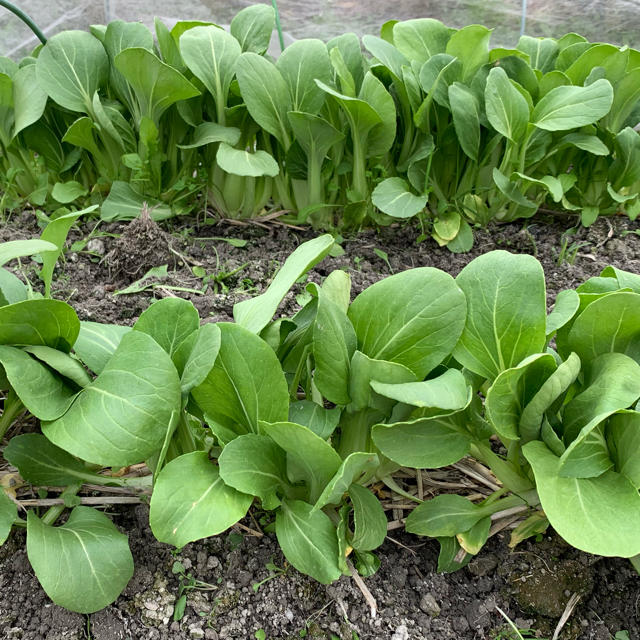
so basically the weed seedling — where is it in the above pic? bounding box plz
[171,560,217,622]
[252,559,287,592]
[374,247,393,273]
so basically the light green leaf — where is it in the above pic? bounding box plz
[101,181,173,222]
[27,507,133,613]
[216,142,279,177]
[546,289,580,336]
[516,35,558,72]
[0,299,79,352]
[523,441,640,558]
[568,291,640,364]
[485,67,529,142]
[192,323,289,435]
[12,64,48,137]
[236,52,291,148]
[371,369,469,410]
[457,515,491,555]
[393,18,450,63]
[0,239,57,268]
[362,35,409,80]
[172,323,221,395]
[276,39,332,114]
[73,321,131,375]
[114,48,200,124]
[608,411,640,488]
[233,234,333,334]
[22,345,90,388]
[230,4,275,55]
[43,331,181,467]
[405,494,489,537]
[4,433,88,486]
[349,483,387,551]
[371,177,427,219]
[453,251,546,380]
[276,499,341,584]
[288,400,341,440]
[177,121,241,149]
[0,490,16,544]
[349,268,466,379]
[532,79,614,131]
[35,31,108,113]
[449,82,480,162]
[261,421,342,503]
[313,452,379,511]
[218,433,287,509]
[485,353,557,441]
[133,298,199,357]
[180,26,241,119]
[372,414,472,469]
[446,25,491,80]
[149,451,252,547]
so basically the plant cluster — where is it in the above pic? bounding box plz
[1,234,639,614]
[1,7,640,246]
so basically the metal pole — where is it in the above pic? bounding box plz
[0,0,47,44]
[520,0,527,37]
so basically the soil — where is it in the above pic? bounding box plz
[0,210,639,640]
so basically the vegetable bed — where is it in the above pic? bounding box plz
[0,212,638,640]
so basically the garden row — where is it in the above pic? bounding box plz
[0,232,639,614]
[1,5,640,248]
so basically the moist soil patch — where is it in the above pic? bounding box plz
[0,212,639,640]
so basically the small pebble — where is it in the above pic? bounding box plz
[419,593,441,617]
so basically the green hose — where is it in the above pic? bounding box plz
[0,0,47,45]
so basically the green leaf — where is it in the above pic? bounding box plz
[608,411,640,488]
[519,353,581,443]
[288,400,341,440]
[73,321,131,375]
[287,111,344,160]
[27,507,133,613]
[114,48,200,124]
[276,39,332,114]
[312,285,357,406]
[523,441,640,558]
[149,451,252,547]
[172,323,221,395]
[372,414,472,469]
[568,292,640,364]
[558,132,610,156]
[0,299,79,352]
[348,268,466,379]
[43,331,181,467]
[177,121,241,149]
[371,369,469,410]
[216,142,279,177]
[562,353,640,443]
[446,25,491,80]
[4,433,88,486]
[532,79,614,131]
[179,26,241,119]
[192,323,289,436]
[0,239,57,268]
[275,499,341,584]
[484,67,530,142]
[51,181,88,204]
[35,31,108,113]
[449,82,480,162]
[485,353,557,441]
[0,346,77,420]
[492,168,538,211]
[349,483,387,551]
[218,434,287,510]
[516,35,558,72]
[261,421,342,503]
[0,268,27,306]
[133,298,199,357]
[453,251,546,380]
[21,345,90,388]
[233,234,333,334]
[313,452,379,510]
[405,494,489,537]
[371,177,427,219]
[392,18,450,63]
[559,418,613,478]
[12,64,48,137]
[436,536,472,572]
[40,207,97,298]
[362,35,409,80]
[230,4,275,55]
[101,181,173,222]
[236,52,291,148]
[0,490,16,544]
[546,289,580,336]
